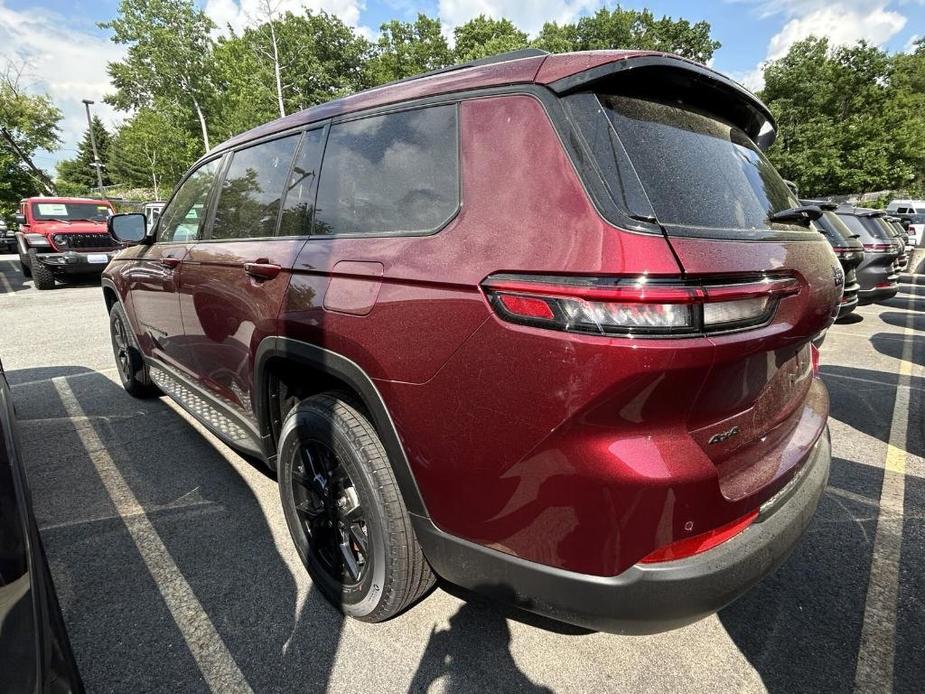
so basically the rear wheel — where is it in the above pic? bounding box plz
[278,393,434,622]
[109,303,157,398]
[28,250,53,289]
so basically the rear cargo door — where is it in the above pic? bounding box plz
[594,92,840,496]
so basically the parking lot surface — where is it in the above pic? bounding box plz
[1,252,923,693]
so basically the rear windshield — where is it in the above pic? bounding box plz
[815,211,857,246]
[837,213,889,242]
[597,95,805,235]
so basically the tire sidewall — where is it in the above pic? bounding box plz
[277,401,389,618]
[109,303,148,392]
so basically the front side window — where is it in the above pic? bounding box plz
[314,105,459,236]
[158,159,221,243]
[211,134,300,241]
[595,95,805,234]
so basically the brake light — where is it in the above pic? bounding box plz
[482,274,800,337]
[864,243,893,253]
[640,510,758,563]
[830,246,856,257]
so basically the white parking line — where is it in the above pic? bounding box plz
[853,272,919,693]
[52,377,253,694]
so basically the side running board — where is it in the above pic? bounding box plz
[148,365,263,458]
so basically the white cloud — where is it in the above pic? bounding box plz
[903,33,921,52]
[765,5,906,60]
[733,1,908,92]
[0,1,125,170]
[204,0,365,34]
[438,0,597,36]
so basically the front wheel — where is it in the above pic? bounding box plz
[278,393,434,622]
[28,250,53,289]
[109,303,157,398]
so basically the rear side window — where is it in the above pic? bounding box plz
[211,134,300,240]
[158,159,221,243]
[815,211,856,245]
[313,105,458,236]
[595,95,804,234]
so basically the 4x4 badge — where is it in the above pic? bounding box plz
[708,426,740,445]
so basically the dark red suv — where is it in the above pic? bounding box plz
[103,49,838,633]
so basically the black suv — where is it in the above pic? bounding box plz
[803,200,863,318]
[835,207,900,303]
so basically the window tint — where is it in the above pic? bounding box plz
[159,159,221,243]
[597,95,805,234]
[314,105,458,236]
[837,213,883,243]
[211,134,300,240]
[278,129,325,237]
[815,211,856,245]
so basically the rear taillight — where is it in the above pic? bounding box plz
[482,274,800,337]
[831,246,856,258]
[811,343,820,376]
[640,510,758,563]
[863,243,893,253]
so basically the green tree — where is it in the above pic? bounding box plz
[365,13,452,84]
[108,103,199,198]
[891,39,925,195]
[101,0,216,152]
[0,60,61,214]
[534,8,720,63]
[761,37,924,196]
[453,16,528,62]
[56,115,113,192]
[213,9,370,139]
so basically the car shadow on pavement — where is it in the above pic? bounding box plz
[877,311,925,332]
[719,362,925,693]
[408,585,554,693]
[12,366,556,693]
[12,366,346,692]
[0,257,31,295]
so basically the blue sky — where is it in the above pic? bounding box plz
[2,0,923,170]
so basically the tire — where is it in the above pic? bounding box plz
[278,393,434,622]
[20,250,31,278]
[109,303,157,398]
[28,250,54,289]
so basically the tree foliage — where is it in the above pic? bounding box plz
[453,16,528,61]
[0,60,61,215]
[761,37,925,197]
[56,115,113,192]
[101,0,217,151]
[365,14,453,83]
[534,8,720,63]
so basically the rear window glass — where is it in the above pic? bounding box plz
[597,95,804,234]
[815,211,856,245]
[837,213,887,242]
[313,105,458,236]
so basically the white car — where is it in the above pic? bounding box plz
[886,199,925,246]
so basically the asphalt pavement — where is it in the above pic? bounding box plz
[1,251,922,693]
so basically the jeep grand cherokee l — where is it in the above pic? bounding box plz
[16,197,120,290]
[102,49,837,633]
[836,207,901,304]
[803,200,863,319]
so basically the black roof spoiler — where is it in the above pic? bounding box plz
[546,54,778,150]
[801,199,838,211]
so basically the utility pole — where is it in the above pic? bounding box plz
[82,99,105,197]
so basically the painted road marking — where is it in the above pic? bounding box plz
[853,268,920,693]
[52,377,253,694]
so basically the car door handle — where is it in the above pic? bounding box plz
[244,261,281,280]
[161,257,181,269]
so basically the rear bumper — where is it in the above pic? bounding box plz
[35,251,114,274]
[858,285,898,305]
[414,428,831,634]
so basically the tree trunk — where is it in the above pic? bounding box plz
[270,19,285,118]
[1,126,56,195]
[191,96,211,152]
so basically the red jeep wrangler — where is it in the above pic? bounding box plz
[16,197,121,290]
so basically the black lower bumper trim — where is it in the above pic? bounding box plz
[37,251,113,274]
[858,285,898,305]
[414,429,831,634]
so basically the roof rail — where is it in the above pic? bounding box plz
[381,48,550,89]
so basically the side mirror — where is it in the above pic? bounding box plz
[14,213,26,226]
[108,213,147,245]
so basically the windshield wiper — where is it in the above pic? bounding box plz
[43,218,71,224]
[767,205,823,226]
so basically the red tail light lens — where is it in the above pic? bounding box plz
[640,510,758,563]
[811,343,820,376]
[482,274,799,337]
[864,243,893,253]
